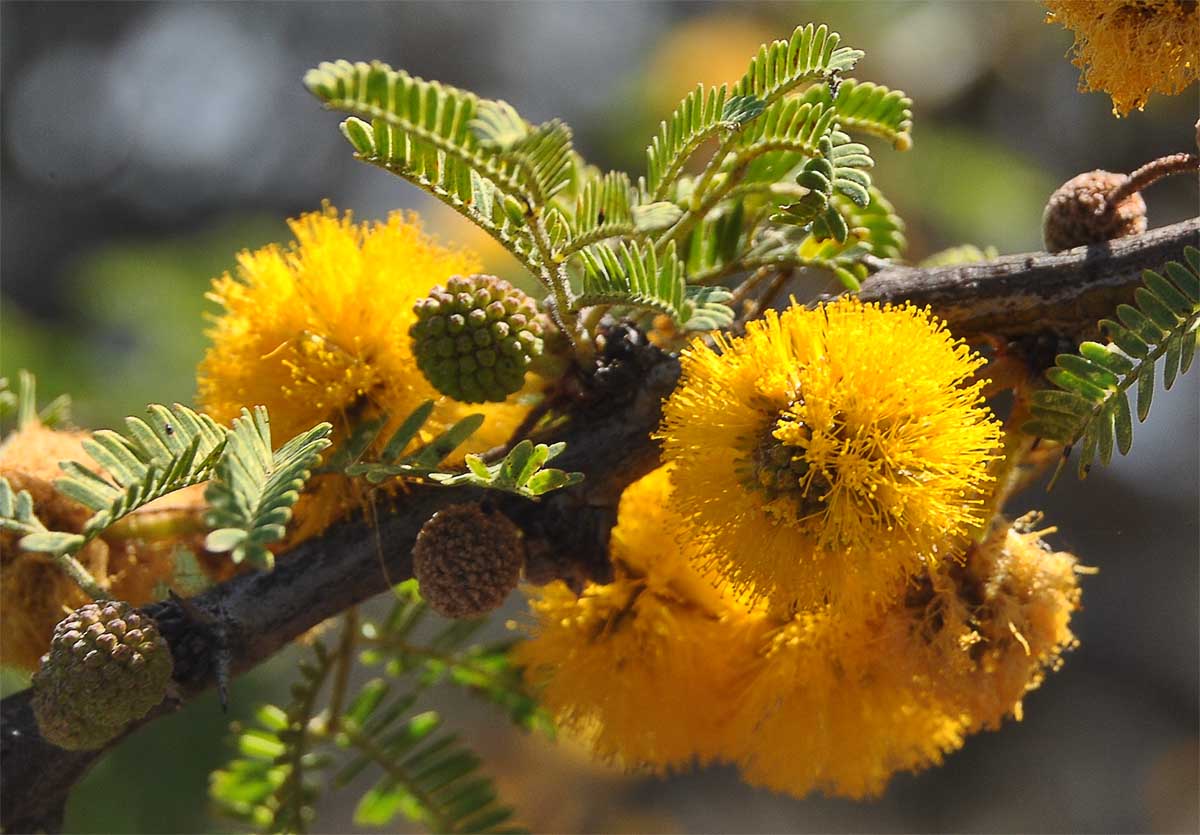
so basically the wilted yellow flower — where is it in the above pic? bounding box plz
[659,297,1002,616]
[1045,0,1200,115]
[197,205,530,539]
[728,605,969,800]
[729,517,1083,800]
[923,516,1084,727]
[513,469,755,772]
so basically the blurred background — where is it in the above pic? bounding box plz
[2,1,1197,832]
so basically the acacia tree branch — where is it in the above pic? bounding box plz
[2,217,1196,833]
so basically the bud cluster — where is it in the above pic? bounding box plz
[411,274,545,403]
[31,600,174,750]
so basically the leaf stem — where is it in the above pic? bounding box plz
[325,607,359,736]
[54,553,107,600]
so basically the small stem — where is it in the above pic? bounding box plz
[324,607,358,735]
[656,133,741,252]
[1105,152,1199,211]
[729,267,775,309]
[54,553,106,600]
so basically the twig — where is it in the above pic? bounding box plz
[1104,153,1199,210]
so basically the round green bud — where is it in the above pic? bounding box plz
[411,274,546,403]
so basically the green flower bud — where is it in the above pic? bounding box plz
[411,275,546,403]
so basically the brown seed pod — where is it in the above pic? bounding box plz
[1041,169,1147,253]
[412,503,525,618]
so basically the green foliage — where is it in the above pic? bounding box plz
[54,403,227,544]
[342,402,485,484]
[361,581,552,735]
[771,132,874,243]
[0,475,83,556]
[204,407,333,570]
[431,440,584,498]
[305,61,569,293]
[1025,246,1200,480]
[210,638,339,833]
[342,402,583,499]
[213,586,541,834]
[798,78,914,150]
[577,240,735,330]
[307,22,912,339]
[644,85,766,201]
[0,370,71,435]
[558,170,637,253]
[732,22,863,106]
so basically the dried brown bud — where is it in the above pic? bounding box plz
[412,503,525,618]
[1042,170,1147,253]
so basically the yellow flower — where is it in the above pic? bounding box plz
[197,205,531,540]
[513,467,1082,799]
[659,297,1002,616]
[729,517,1083,800]
[922,516,1084,727]
[728,606,969,800]
[1045,0,1200,115]
[512,469,754,772]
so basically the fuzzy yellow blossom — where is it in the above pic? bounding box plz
[731,518,1082,800]
[659,297,1002,617]
[197,206,531,540]
[1045,0,1200,115]
[514,467,1083,798]
[727,605,969,800]
[513,469,756,772]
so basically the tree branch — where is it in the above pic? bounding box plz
[2,217,1196,832]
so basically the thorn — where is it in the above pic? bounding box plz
[169,589,233,711]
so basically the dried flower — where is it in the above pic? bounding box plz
[412,503,525,618]
[1042,169,1147,252]
[1045,0,1200,115]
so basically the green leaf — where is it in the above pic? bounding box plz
[204,407,332,570]
[575,239,733,330]
[732,23,863,106]
[431,440,583,499]
[52,403,227,547]
[797,78,914,150]
[644,85,735,201]
[306,61,549,279]
[0,371,71,435]
[1025,251,1200,480]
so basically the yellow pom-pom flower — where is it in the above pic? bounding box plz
[197,205,530,540]
[1045,0,1200,115]
[727,606,969,800]
[514,467,1083,799]
[728,517,1083,800]
[659,297,1002,616]
[512,469,755,772]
